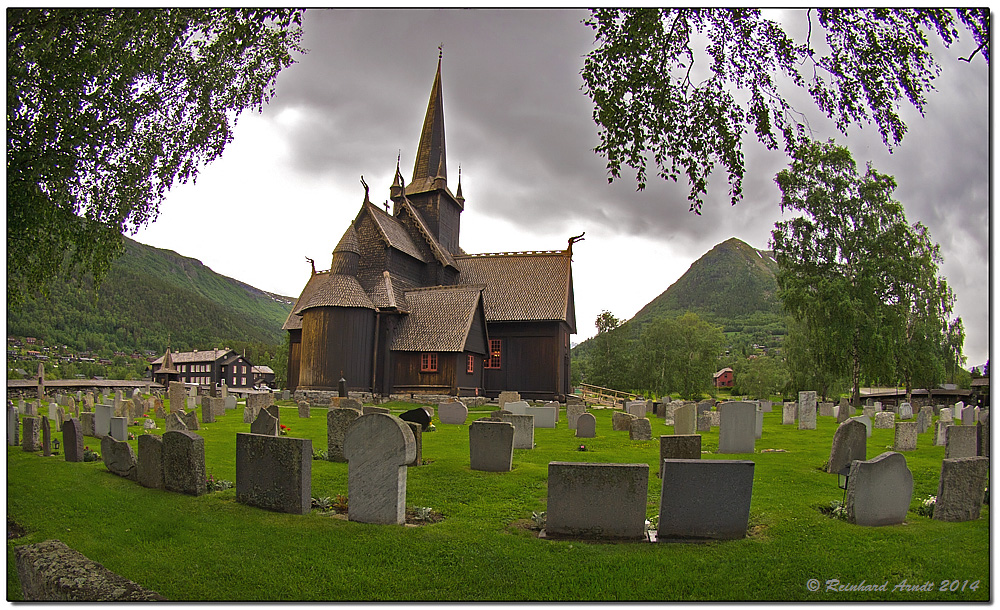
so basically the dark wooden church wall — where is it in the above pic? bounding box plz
[298,307,375,391]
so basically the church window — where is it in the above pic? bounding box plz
[421,353,438,372]
[467,354,474,374]
[486,340,502,369]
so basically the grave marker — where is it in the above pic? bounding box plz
[977,411,989,457]
[945,425,977,459]
[164,412,188,433]
[101,436,138,480]
[497,391,520,410]
[845,452,912,526]
[343,413,416,525]
[873,412,895,429]
[546,462,649,540]
[137,434,164,489]
[782,402,796,425]
[499,413,534,449]
[933,456,989,522]
[438,401,469,425]
[469,420,514,472]
[80,412,96,437]
[94,404,113,438]
[658,459,755,541]
[849,415,872,438]
[504,401,529,416]
[893,421,917,451]
[525,405,557,428]
[659,435,701,476]
[62,418,83,462]
[163,430,207,496]
[917,406,933,434]
[567,404,586,430]
[250,409,279,436]
[109,416,128,442]
[673,404,696,435]
[298,401,311,418]
[718,402,756,454]
[236,433,312,514]
[22,416,41,452]
[798,391,817,430]
[629,418,652,441]
[827,419,867,474]
[41,416,51,456]
[327,407,362,463]
[8,406,19,446]
[575,413,596,438]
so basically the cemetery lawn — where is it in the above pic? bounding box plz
[7,402,989,601]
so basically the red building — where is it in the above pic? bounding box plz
[713,367,734,388]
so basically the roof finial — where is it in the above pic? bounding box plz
[361,175,370,204]
[567,232,586,256]
[456,164,464,200]
[438,43,443,61]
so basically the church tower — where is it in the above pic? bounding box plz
[391,52,464,255]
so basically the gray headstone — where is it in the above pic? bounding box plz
[977,411,989,457]
[282,390,290,401]
[94,404,113,438]
[499,413,535,449]
[782,402,796,425]
[242,405,256,424]
[405,421,423,467]
[80,412,96,437]
[827,419,867,474]
[760,399,773,413]
[504,400,529,416]
[658,459,755,541]
[673,404,696,435]
[297,401,311,418]
[575,412,596,438]
[897,402,913,420]
[845,452,913,526]
[327,407,362,462]
[438,402,469,425]
[343,413,416,525]
[629,418,652,441]
[62,418,83,462]
[933,456,989,522]
[917,406,933,434]
[718,402,756,454]
[819,402,834,417]
[625,400,646,419]
[469,420,515,472]
[797,391,817,430]
[109,416,128,442]
[101,435,137,480]
[863,405,876,419]
[874,412,895,429]
[525,405,557,428]
[893,421,917,451]
[945,425,977,459]
[164,412,187,433]
[137,434,164,489]
[180,410,199,431]
[755,408,763,440]
[41,416,52,456]
[546,462,649,540]
[659,435,701,476]
[697,414,711,432]
[961,405,976,425]
[22,416,41,452]
[567,403,586,430]
[163,430,207,496]
[250,408,279,436]
[225,396,237,411]
[934,420,948,446]
[497,391,521,410]
[939,408,953,424]
[8,406,19,446]
[236,432,312,515]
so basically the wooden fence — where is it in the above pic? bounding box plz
[578,383,639,408]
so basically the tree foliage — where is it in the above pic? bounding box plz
[7,8,305,307]
[582,8,988,211]
[771,139,961,404]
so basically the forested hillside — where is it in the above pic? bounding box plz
[7,237,294,355]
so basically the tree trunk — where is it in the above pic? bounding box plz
[851,328,862,408]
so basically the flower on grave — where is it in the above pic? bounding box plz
[279,424,289,436]
[578,444,587,451]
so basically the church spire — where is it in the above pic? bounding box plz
[411,48,447,187]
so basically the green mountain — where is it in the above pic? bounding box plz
[7,237,294,354]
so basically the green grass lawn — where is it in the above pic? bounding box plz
[6,400,989,601]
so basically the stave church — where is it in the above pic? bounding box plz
[283,56,578,401]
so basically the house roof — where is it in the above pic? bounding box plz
[389,284,486,352]
[365,203,428,263]
[299,273,376,313]
[252,365,274,374]
[713,368,734,378]
[397,199,458,268]
[152,349,235,366]
[369,271,412,312]
[282,271,327,330]
[456,250,575,331]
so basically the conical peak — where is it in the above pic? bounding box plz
[411,54,447,186]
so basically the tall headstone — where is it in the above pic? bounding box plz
[62,418,83,462]
[658,459,755,541]
[893,421,917,451]
[343,414,416,525]
[109,416,128,442]
[499,413,534,449]
[298,401,311,418]
[327,407,362,462]
[953,401,965,420]
[546,462,649,540]
[718,402,756,454]
[567,404,586,430]
[945,425,977,459]
[100,436,137,480]
[168,381,186,414]
[469,420,514,472]
[36,362,44,400]
[849,415,872,438]
[827,419,867,474]
[755,407,763,440]
[41,416,52,456]
[933,456,989,522]
[629,418,652,441]
[961,405,976,425]
[163,430,207,496]
[934,420,948,446]
[236,433,312,514]
[22,416,41,452]
[797,391,817,430]
[917,406,933,434]
[673,403,696,436]
[575,413,596,438]
[250,408,279,436]
[977,411,989,457]
[94,404,113,438]
[80,412,96,437]
[137,434,164,489]
[8,406,19,446]
[404,421,423,467]
[845,452,912,526]
[782,402,796,425]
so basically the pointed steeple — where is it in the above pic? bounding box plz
[455,164,464,203]
[411,50,447,188]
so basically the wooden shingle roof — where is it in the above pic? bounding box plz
[366,203,428,263]
[389,285,485,352]
[369,271,412,312]
[152,349,235,365]
[282,271,327,330]
[456,250,575,331]
[299,273,376,312]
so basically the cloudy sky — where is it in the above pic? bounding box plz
[133,9,990,368]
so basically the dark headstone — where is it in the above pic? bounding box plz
[100,436,137,480]
[236,433,312,515]
[658,459,755,541]
[163,430,207,496]
[977,411,989,457]
[250,409,279,436]
[137,434,164,489]
[62,418,83,462]
[22,416,41,452]
[399,407,432,431]
[934,456,989,522]
[41,416,52,456]
[827,419,867,474]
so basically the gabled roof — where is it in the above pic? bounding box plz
[713,368,734,378]
[397,199,458,268]
[364,202,428,263]
[152,349,235,366]
[389,284,486,352]
[283,271,327,330]
[299,273,376,312]
[456,250,575,332]
[156,349,178,373]
[369,271,412,312]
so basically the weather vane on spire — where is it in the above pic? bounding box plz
[438,43,443,60]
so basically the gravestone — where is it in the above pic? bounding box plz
[242,404,256,424]
[499,413,534,449]
[22,416,41,452]
[180,410,199,431]
[874,412,895,429]
[469,420,514,472]
[819,402,834,417]
[897,402,913,420]
[953,401,964,420]
[977,411,989,457]
[246,393,271,420]
[154,400,166,419]
[760,399,773,413]
[48,402,58,423]
[165,412,187,432]
[945,425,977,459]
[62,418,83,462]
[56,407,66,424]
[343,413,416,525]
[101,436,138,480]
[225,396,237,411]
[893,421,917,451]
[168,381,186,414]
[849,415,872,438]
[755,407,763,440]
[612,411,637,432]
[236,432,312,515]
[137,434,164,489]
[201,403,215,424]
[504,401,529,416]
[934,420,948,446]
[282,390,290,401]
[782,402,796,425]
[797,391,817,430]
[399,407,432,431]
[845,452,912,526]
[8,406,19,446]
[94,404,113,438]
[327,407,362,463]
[575,413,596,438]
[204,397,225,420]
[659,435,701,477]
[250,408,279,436]
[143,418,157,431]
[933,456,989,522]
[697,414,711,432]
[939,408,953,424]
[962,405,976,425]
[874,401,882,412]
[80,412,96,437]
[917,406,933,434]
[827,419,867,474]
[718,402,756,454]
[629,418,652,441]
[297,402,311,418]
[863,405,876,419]
[497,391,521,410]
[41,416,51,456]
[546,462,649,540]
[109,416,128,442]
[525,405,557,428]
[163,430,207,496]
[438,401,469,425]
[625,401,647,419]
[673,404,696,435]
[405,421,423,467]
[658,459,755,541]
[567,403,586,430]
[363,406,391,416]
